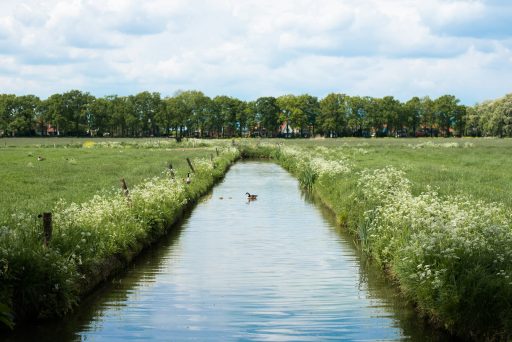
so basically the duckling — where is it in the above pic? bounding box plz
[37,156,45,161]
[185,172,191,184]
[246,192,258,200]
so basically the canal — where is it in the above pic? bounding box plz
[7,161,449,341]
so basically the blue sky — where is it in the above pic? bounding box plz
[0,0,511,104]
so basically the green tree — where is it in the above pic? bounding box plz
[87,97,112,136]
[255,97,279,137]
[60,90,94,136]
[404,97,422,136]
[0,94,17,136]
[318,93,349,137]
[434,95,460,137]
[420,96,435,137]
[298,94,319,137]
[132,92,162,136]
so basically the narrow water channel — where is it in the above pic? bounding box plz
[7,162,449,341]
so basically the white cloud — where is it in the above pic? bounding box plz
[0,0,511,104]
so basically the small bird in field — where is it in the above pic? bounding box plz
[246,192,257,200]
[37,156,45,161]
[185,173,191,184]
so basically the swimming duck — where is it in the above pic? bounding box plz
[246,192,258,200]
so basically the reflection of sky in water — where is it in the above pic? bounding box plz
[79,162,404,341]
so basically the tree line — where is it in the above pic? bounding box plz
[0,90,511,138]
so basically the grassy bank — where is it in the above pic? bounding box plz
[239,139,512,341]
[0,139,238,328]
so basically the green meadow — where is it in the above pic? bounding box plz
[282,137,512,207]
[0,138,218,219]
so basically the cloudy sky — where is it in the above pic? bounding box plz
[0,0,511,104]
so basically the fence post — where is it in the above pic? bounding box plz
[120,178,130,201]
[186,157,195,173]
[42,212,52,247]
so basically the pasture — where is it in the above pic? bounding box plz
[0,138,218,219]
[283,137,512,207]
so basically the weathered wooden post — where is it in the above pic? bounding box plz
[42,212,52,247]
[186,157,195,173]
[120,178,130,201]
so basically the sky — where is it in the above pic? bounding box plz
[0,0,511,104]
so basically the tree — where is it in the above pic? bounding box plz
[0,94,17,136]
[255,97,279,137]
[404,97,422,137]
[59,90,94,136]
[173,90,211,137]
[132,92,162,136]
[349,96,374,136]
[213,96,243,137]
[318,93,349,137]
[276,95,299,137]
[420,96,435,137]
[378,96,402,136]
[298,94,320,137]
[434,95,460,137]
[87,97,112,136]
[8,95,40,136]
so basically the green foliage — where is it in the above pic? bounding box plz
[2,90,512,138]
[298,165,317,190]
[0,303,14,330]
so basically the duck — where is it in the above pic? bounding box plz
[246,192,258,200]
[185,172,191,184]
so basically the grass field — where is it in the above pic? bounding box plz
[0,138,220,219]
[281,137,512,207]
[2,137,511,217]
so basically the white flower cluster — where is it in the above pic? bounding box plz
[357,166,512,313]
[406,141,469,149]
[280,145,352,177]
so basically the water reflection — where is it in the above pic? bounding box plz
[4,162,452,341]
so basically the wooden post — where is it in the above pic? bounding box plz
[120,178,130,199]
[42,212,52,247]
[186,157,195,173]
[215,147,219,156]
